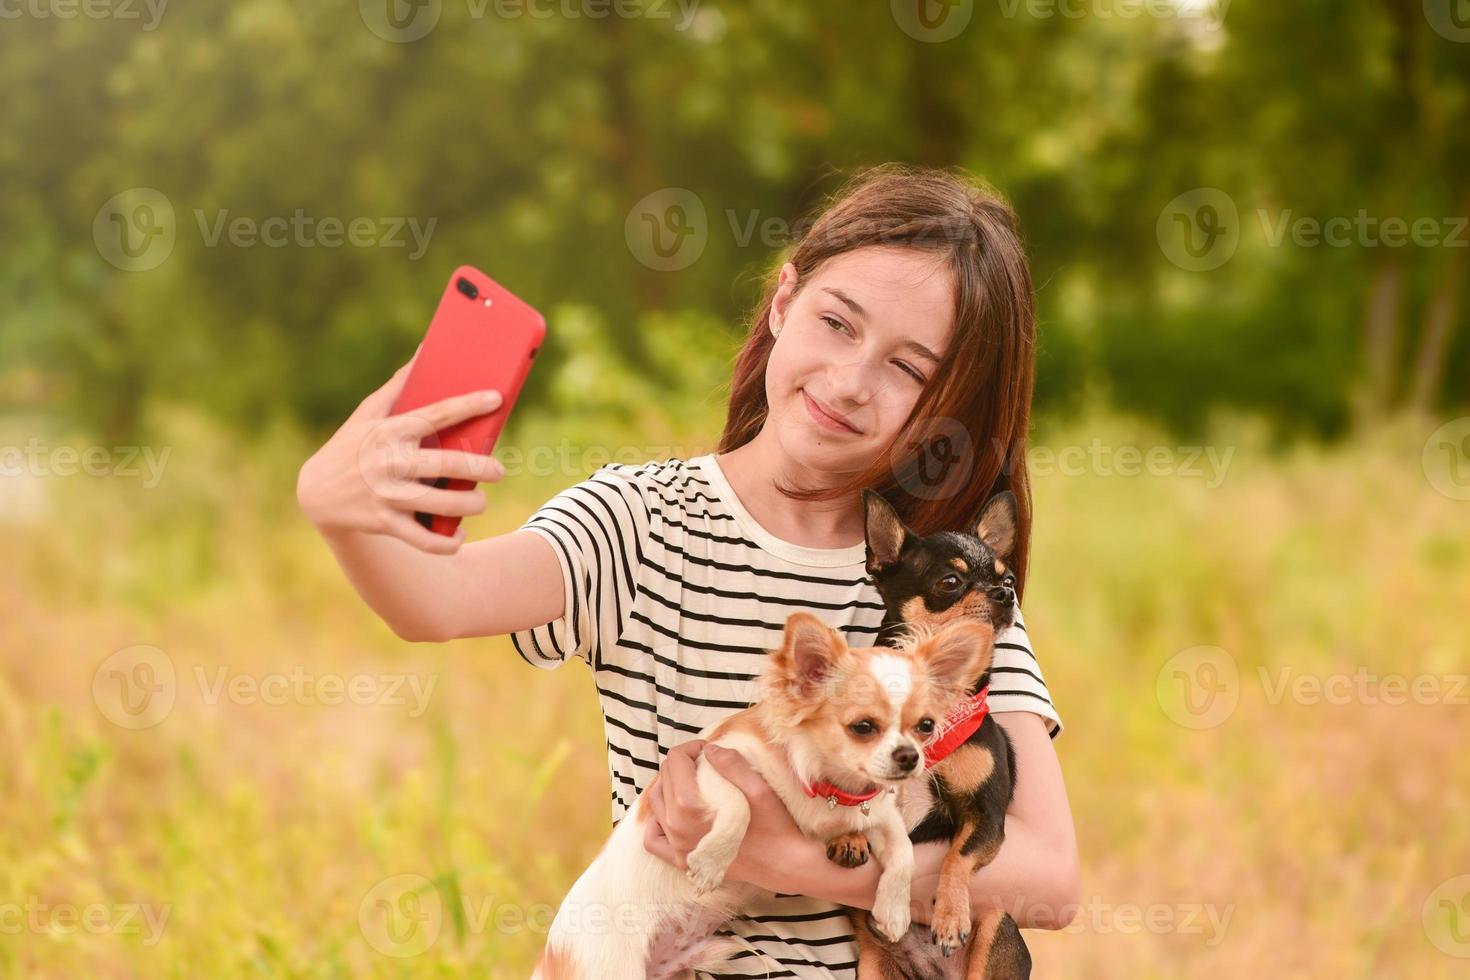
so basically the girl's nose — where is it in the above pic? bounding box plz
[826,356,878,406]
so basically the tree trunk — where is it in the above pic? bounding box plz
[1407,251,1466,413]
[1357,257,1404,421]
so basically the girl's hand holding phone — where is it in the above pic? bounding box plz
[299,265,544,556]
[295,346,507,556]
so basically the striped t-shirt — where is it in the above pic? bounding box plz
[510,453,1062,979]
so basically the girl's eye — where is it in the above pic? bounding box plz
[819,315,927,384]
[894,361,926,384]
[916,718,935,736]
[849,720,878,737]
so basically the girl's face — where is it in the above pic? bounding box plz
[763,246,956,478]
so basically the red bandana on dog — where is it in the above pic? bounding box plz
[922,682,992,768]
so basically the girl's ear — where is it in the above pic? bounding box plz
[768,261,799,338]
[863,488,909,577]
[974,490,1018,562]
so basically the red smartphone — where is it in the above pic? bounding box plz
[389,265,546,536]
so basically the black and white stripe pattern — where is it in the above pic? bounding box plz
[511,454,1062,979]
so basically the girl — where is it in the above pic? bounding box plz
[297,164,1080,978]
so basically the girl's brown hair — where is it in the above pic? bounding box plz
[717,164,1039,596]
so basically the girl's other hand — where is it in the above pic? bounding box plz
[296,344,508,555]
[642,739,809,894]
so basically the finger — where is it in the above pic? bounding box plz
[644,820,683,869]
[411,449,506,484]
[351,343,426,423]
[666,746,705,814]
[668,738,707,761]
[383,511,468,556]
[643,813,661,856]
[648,780,689,849]
[382,483,488,518]
[704,745,773,801]
[399,389,502,435]
[647,783,667,827]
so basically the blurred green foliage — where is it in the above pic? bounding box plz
[1,0,1465,444]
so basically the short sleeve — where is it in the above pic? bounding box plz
[508,465,647,671]
[988,605,1064,740]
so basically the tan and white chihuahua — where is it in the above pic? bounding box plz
[533,611,994,980]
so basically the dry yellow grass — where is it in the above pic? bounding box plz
[1,405,1466,977]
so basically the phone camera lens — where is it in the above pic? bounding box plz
[456,277,479,300]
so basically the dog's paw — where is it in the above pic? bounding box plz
[929,890,971,957]
[872,879,912,943]
[824,832,870,868]
[684,845,732,895]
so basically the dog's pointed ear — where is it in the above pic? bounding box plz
[919,619,995,694]
[863,488,909,578]
[974,491,1018,562]
[773,612,846,694]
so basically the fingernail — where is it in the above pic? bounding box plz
[483,390,501,406]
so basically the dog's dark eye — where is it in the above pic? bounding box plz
[935,573,963,593]
[1001,574,1016,590]
[849,720,878,737]
[915,718,935,736]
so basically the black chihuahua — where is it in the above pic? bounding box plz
[828,488,1032,980]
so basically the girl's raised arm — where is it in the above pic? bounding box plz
[297,353,565,643]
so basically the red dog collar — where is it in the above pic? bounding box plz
[923,683,992,768]
[803,779,884,813]
[799,684,993,807]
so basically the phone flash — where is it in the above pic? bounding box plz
[483,298,493,307]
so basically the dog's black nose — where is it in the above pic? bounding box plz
[989,585,1015,605]
[893,745,919,771]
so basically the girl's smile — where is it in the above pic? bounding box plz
[802,388,863,435]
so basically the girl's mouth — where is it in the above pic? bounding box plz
[802,390,861,435]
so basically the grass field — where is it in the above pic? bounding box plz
[3,405,1467,977]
